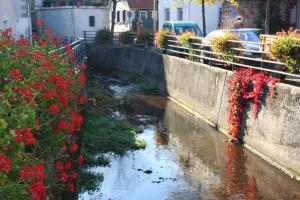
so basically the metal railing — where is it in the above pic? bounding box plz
[164,35,300,81]
[83,30,300,83]
[83,31,155,47]
[51,37,86,65]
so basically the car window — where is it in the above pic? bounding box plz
[163,24,172,31]
[174,25,202,36]
[236,31,259,42]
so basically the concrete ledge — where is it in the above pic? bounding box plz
[87,44,300,180]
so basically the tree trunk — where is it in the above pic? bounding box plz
[202,0,206,36]
[265,0,271,34]
[111,0,117,33]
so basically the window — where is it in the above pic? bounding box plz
[3,19,9,30]
[165,9,170,21]
[163,24,172,31]
[140,11,147,20]
[123,10,126,22]
[147,11,152,19]
[117,11,120,22]
[135,11,139,20]
[177,8,183,21]
[89,16,95,27]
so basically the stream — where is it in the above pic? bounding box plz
[80,71,300,200]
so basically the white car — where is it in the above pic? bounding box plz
[202,28,261,56]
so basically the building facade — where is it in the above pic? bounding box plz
[111,0,156,33]
[221,0,300,33]
[0,0,32,39]
[36,2,109,38]
[158,0,222,34]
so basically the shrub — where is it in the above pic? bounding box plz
[95,29,112,44]
[270,31,300,73]
[178,31,195,47]
[211,31,241,62]
[0,28,86,199]
[138,29,151,44]
[119,31,133,45]
[154,29,173,49]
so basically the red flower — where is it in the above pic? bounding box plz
[61,172,68,183]
[48,104,60,114]
[68,182,75,193]
[81,63,87,71]
[71,171,77,180]
[35,20,44,27]
[79,95,87,105]
[69,144,78,153]
[0,153,12,174]
[42,89,55,99]
[78,154,84,166]
[9,68,23,81]
[57,96,69,106]
[19,164,45,182]
[66,123,75,133]
[79,72,86,83]
[66,69,73,76]
[29,181,46,200]
[55,161,64,171]
[14,86,33,103]
[65,161,72,171]
[58,119,67,129]
[15,128,38,146]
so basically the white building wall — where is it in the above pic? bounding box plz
[158,0,221,34]
[0,0,32,38]
[112,1,132,32]
[37,7,109,38]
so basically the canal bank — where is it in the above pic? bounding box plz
[80,68,300,199]
[87,44,300,180]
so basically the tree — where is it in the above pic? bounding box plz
[185,0,238,36]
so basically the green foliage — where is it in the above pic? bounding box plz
[130,73,159,94]
[211,31,241,62]
[83,117,145,156]
[120,31,133,45]
[95,29,112,44]
[270,32,300,73]
[178,32,195,47]
[154,29,173,49]
[138,29,151,44]
[78,169,103,194]
[78,78,146,194]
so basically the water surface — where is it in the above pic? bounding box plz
[80,72,300,200]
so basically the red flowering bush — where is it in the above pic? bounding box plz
[0,28,86,199]
[227,68,280,141]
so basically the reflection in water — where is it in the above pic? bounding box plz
[225,144,257,200]
[80,73,300,200]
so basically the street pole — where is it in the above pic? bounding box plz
[265,0,270,34]
[156,0,159,31]
[28,0,33,44]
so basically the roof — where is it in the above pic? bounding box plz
[127,0,154,10]
[163,21,198,26]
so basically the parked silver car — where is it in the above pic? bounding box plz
[202,28,261,56]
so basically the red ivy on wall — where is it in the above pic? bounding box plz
[227,68,281,141]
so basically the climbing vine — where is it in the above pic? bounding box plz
[227,68,281,141]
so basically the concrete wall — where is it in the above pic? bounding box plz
[87,44,300,179]
[159,0,222,34]
[37,6,109,38]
